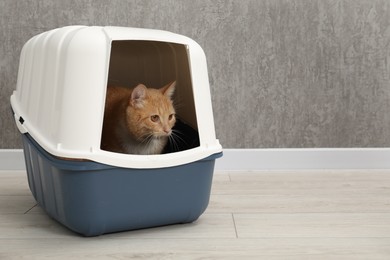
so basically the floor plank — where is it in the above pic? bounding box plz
[0,213,236,239]
[0,196,36,214]
[0,170,30,196]
[1,170,390,259]
[234,213,390,238]
[1,238,390,259]
[208,193,390,213]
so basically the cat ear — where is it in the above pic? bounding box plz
[161,81,176,99]
[130,84,147,108]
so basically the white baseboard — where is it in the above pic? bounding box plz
[1,148,390,171]
[215,148,390,171]
[0,150,26,170]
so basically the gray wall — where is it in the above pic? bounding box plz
[1,0,390,149]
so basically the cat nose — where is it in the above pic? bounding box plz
[163,128,171,135]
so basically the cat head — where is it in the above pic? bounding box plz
[126,81,176,141]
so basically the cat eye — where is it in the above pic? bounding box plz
[168,114,175,121]
[150,115,160,122]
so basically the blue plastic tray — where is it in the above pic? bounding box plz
[22,133,222,236]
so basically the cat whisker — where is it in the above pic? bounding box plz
[172,100,184,111]
[138,134,154,144]
[166,129,192,153]
[168,134,180,152]
[171,129,189,147]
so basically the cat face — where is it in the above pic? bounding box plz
[126,82,176,141]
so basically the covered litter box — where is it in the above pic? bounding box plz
[10,26,222,236]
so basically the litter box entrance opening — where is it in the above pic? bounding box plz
[101,40,200,154]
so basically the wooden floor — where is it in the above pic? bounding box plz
[1,170,390,259]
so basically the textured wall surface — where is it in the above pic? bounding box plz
[1,0,390,149]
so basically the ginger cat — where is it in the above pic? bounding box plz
[101,81,176,155]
